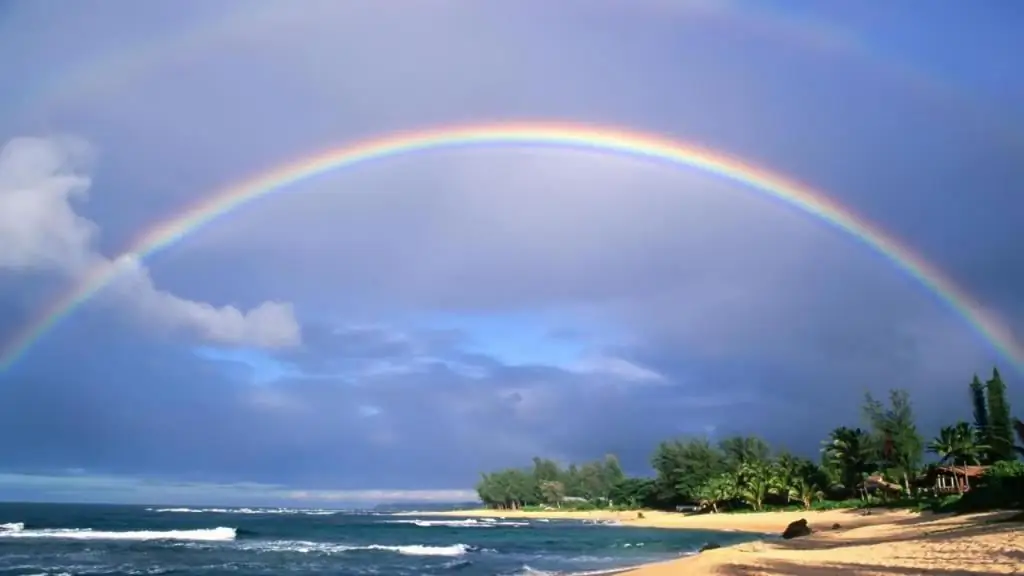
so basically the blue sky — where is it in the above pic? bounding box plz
[0,0,1022,506]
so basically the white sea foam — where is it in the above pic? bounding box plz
[237,539,473,556]
[146,507,337,515]
[369,543,471,556]
[386,518,529,528]
[0,522,236,542]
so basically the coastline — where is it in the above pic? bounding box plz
[414,507,914,534]
[416,508,1023,574]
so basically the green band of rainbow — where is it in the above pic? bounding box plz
[1,122,1019,372]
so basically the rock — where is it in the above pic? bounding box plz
[831,523,842,530]
[698,542,722,553]
[781,518,812,540]
[637,512,645,519]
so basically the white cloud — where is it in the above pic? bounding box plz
[571,355,666,383]
[0,136,301,348]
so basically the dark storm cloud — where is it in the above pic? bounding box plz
[0,318,684,494]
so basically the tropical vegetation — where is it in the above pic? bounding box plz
[475,367,1024,513]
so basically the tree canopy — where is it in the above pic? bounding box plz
[475,368,1021,513]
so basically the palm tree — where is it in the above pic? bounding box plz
[696,473,737,514]
[927,421,987,493]
[771,452,800,504]
[821,427,874,497]
[738,462,772,511]
[789,477,824,511]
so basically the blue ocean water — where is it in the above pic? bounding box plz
[0,503,761,576]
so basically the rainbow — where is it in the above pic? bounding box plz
[1,122,1020,372]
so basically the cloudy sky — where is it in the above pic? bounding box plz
[0,0,1021,506]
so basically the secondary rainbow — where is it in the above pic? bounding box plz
[1,122,1019,372]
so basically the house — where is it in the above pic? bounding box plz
[922,465,989,494]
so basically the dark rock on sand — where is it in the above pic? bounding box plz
[782,518,812,539]
[831,523,842,530]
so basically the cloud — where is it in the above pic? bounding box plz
[0,136,300,349]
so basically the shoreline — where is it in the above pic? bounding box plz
[409,508,1023,574]
[409,507,914,534]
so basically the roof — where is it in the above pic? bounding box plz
[862,475,902,492]
[933,465,989,478]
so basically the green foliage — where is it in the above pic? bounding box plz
[954,460,1024,511]
[736,461,773,511]
[651,437,725,506]
[1015,418,1024,458]
[985,368,1016,462]
[862,389,924,494]
[969,374,989,446]
[608,477,658,509]
[821,426,875,497]
[475,369,1019,515]
[924,494,964,513]
[926,421,987,493]
[718,436,771,469]
[694,473,737,513]
[475,454,626,509]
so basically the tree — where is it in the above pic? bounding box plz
[969,374,989,445]
[770,451,801,504]
[737,461,773,511]
[719,435,771,469]
[576,462,602,501]
[789,476,824,511]
[821,426,874,497]
[696,473,737,514]
[563,464,583,497]
[927,421,987,492]
[609,477,657,509]
[985,368,1015,462]
[862,389,923,495]
[1014,418,1024,458]
[475,468,538,509]
[531,457,561,484]
[539,480,566,507]
[651,438,725,506]
[600,454,626,496]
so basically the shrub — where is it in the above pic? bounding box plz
[955,461,1024,511]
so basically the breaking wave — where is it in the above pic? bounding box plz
[0,522,236,542]
[237,539,476,557]
[387,518,529,528]
[146,507,338,515]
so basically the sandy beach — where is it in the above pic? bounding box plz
[426,508,1023,574]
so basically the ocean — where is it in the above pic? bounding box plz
[0,503,761,576]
